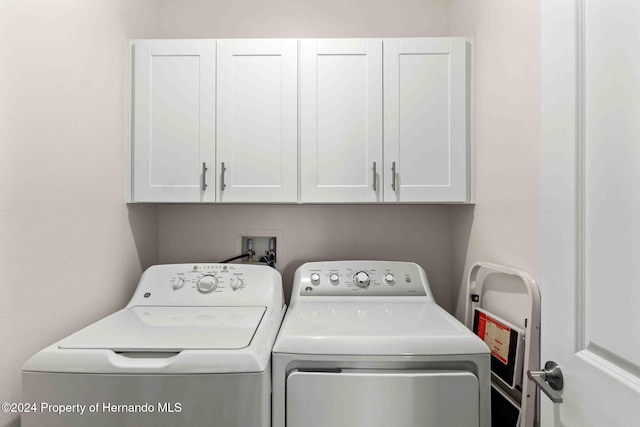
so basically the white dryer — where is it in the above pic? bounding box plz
[23,263,284,427]
[272,261,491,427]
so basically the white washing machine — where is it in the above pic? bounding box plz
[22,263,284,427]
[272,261,491,427]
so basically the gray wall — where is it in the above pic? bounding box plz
[158,205,455,308]
[449,0,541,317]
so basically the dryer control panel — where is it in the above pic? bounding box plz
[293,261,432,299]
[126,263,283,309]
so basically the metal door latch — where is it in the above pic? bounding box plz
[527,360,564,403]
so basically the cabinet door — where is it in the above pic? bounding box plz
[300,39,383,203]
[216,39,297,202]
[132,40,216,202]
[384,38,469,202]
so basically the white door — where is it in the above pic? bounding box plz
[132,40,216,202]
[300,39,383,203]
[383,38,469,202]
[541,1,640,425]
[216,39,297,202]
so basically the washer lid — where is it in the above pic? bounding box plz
[273,302,489,355]
[58,306,266,352]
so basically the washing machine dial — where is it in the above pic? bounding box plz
[353,271,370,288]
[197,275,218,293]
[172,277,185,290]
[310,273,321,285]
[231,278,244,291]
[329,273,340,285]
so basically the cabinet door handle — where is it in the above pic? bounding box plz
[221,162,227,190]
[202,162,208,191]
[372,162,377,191]
[391,161,397,191]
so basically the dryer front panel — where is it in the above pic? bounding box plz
[286,369,479,427]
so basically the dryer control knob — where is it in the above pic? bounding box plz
[353,271,370,288]
[197,275,218,294]
[329,273,340,285]
[384,273,395,285]
[310,273,321,285]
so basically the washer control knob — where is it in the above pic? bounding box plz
[172,277,185,290]
[197,275,218,294]
[310,273,321,285]
[231,278,244,290]
[329,273,340,285]
[384,273,396,285]
[353,271,370,288]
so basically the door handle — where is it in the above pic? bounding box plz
[527,361,564,403]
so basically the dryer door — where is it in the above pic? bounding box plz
[286,369,479,427]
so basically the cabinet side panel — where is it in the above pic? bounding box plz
[133,41,152,202]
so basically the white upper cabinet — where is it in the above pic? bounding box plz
[129,37,471,204]
[132,40,216,202]
[217,39,298,202]
[384,38,470,202]
[300,39,383,203]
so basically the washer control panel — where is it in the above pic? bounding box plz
[128,263,283,308]
[166,264,247,295]
[296,261,429,298]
